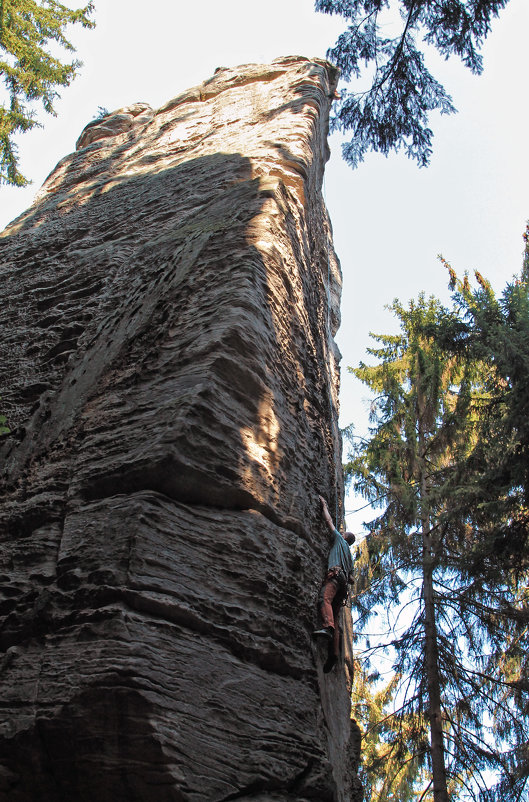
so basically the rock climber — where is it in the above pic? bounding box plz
[312,495,355,672]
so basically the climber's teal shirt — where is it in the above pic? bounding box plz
[327,529,353,576]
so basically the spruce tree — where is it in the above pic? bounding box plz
[0,0,94,186]
[437,231,529,574]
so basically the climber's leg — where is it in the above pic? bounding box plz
[331,598,343,657]
[318,572,339,631]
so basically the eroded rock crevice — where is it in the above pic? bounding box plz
[0,58,361,801]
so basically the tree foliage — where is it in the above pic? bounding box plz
[435,231,529,576]
[352,658,433,800]
[0,0,94,186]
[315,0,510,167]
[430,234,529,799]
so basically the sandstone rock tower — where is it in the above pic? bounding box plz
[0,58,361,801]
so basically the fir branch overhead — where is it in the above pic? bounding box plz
[316,0,510,167]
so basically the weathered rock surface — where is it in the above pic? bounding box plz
[0,57,361,801]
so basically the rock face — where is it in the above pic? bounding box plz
[0,58,361,802]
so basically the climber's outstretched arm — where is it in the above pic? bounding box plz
[318,495,336,537]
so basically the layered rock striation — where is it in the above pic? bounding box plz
[0,58,361,801]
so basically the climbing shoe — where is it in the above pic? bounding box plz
[312,626,334,640]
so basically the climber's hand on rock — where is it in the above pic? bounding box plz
[318,495,335,532]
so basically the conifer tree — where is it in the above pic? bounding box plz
[315,0,510,167]
[348,293,526,800]
[0,0,94,186]
[428,233,529,799]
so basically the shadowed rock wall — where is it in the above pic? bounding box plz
[0,57,362,802]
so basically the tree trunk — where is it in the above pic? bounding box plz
[421,463,449,802]
[423,547,449,801]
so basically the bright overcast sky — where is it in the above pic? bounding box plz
[1,0,528,532]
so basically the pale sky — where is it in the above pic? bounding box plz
[1,0,528,533]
